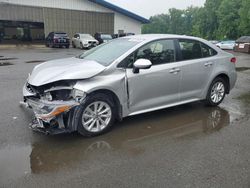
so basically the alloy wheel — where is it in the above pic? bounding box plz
[82,101,112,133]
[210,82,225,103]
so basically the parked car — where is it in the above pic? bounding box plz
[23,34,237,137]
[72,33,99,49]
[45,32,70,48]
[216,40,235,50]
[94,32,112,44]
[234,36,250,53]
[112,33,135,39]
[209,40,219,45]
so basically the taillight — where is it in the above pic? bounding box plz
[230,57,236,64]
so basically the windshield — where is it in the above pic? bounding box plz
[80,34,94,39]
[101,34,112,40]
[78,38,140,66]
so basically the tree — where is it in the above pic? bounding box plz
[239,0,250,35]
[203,0,223,39]
[142,14,170,34]
[191,7,207,38]
[217,0,242,39]
[142,0,247,40]
[168,8,185,34]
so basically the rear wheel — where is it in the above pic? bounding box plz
[76,94,115,137]
[66,45,69,48]
[205,77,227,106]
[72,42,76,48]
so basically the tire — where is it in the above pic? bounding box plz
[76,93,115,137]
[72,42,76,48]
[205,77,227,106]
[66,45,69,49]
[49,43,54,48]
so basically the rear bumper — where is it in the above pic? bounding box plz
[53,42,70,46]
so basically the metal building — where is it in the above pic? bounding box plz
[0,0,149,43]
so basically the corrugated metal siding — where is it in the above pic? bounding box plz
[0,4,43,22]
[43,8,114,37]
[0,3,114,37]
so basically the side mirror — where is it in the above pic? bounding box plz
[133,59,152,74]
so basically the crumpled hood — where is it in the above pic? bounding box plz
[28,57,105,86]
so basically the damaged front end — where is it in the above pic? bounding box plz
[22,81,85,135]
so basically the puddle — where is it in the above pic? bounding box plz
[25,60,45,64]
[236,67,250,72]
[27,104,232,174]
[0,104,241,178]
[0,57,17,61]
[0,145,32,185]
[0,62,13,66]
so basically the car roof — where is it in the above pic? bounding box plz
[54,32,67,34]
[76,33,91,35]
[124,34,205,42]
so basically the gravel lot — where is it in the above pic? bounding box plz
[0,47,250,188]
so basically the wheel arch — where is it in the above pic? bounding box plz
[213,73,230,94]
[87,89,123,121]
[204,72,230,99]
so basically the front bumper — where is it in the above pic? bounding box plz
[24,98,79,134]
[83,43,98,48]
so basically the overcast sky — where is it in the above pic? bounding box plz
[106,0,206,18]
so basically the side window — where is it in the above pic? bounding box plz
[119,39,176,68]
[200,43,218,57]
[120,53,135,68]
[135,39,176,66]
[47,33,52,39]
[179,39,202,60]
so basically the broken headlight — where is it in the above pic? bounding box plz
[44,89,72,101]
[72,89,86,102]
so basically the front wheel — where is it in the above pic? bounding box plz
[76,94,115,137]
[205,77,226,106]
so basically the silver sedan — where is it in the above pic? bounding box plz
[22,34,237,136]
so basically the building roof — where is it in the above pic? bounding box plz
[88,0,150,24]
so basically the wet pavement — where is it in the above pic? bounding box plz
[0,48,250,187]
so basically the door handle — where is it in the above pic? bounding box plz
[204,62,213,67]
[169,68,181,74]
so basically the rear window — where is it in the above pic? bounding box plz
[101,34,112,40]
[54,33,68,37]
[179,39,217,60]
